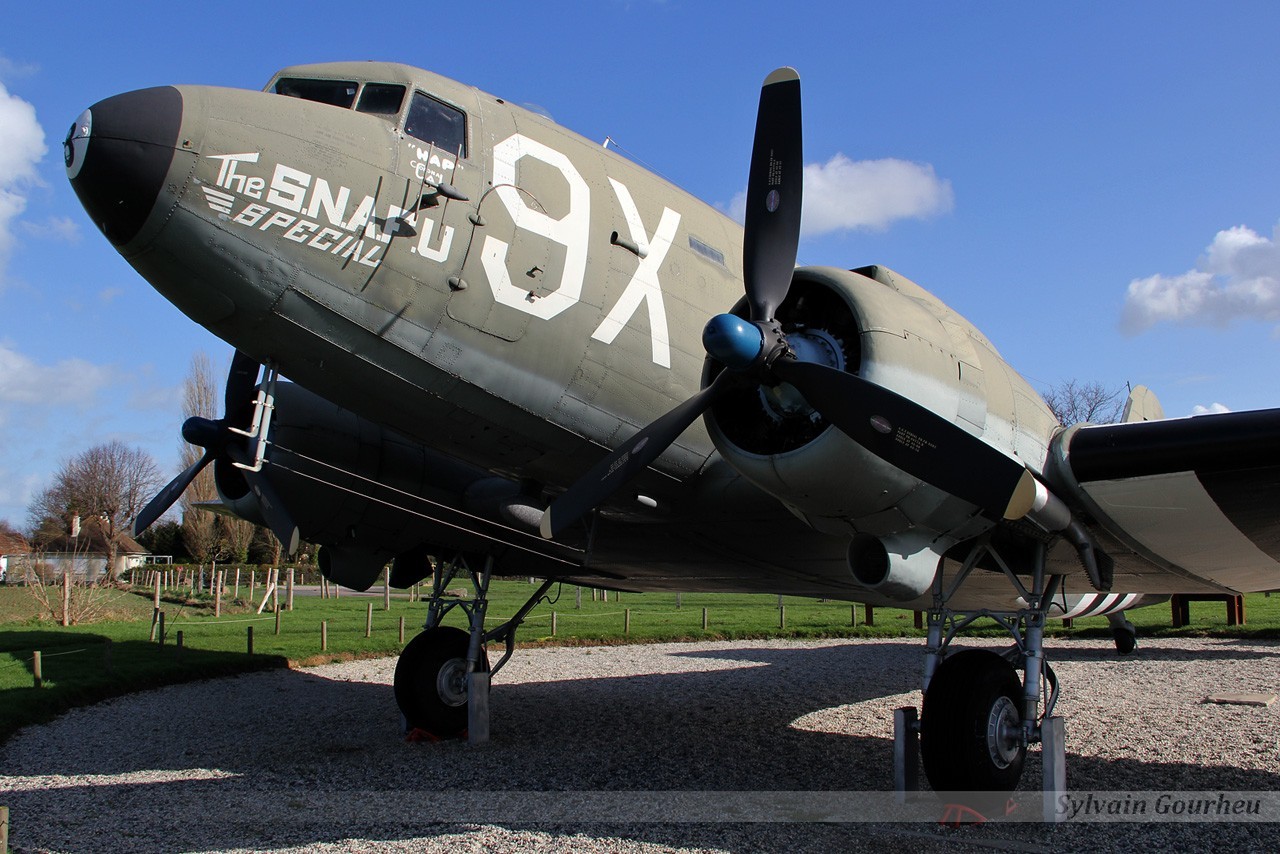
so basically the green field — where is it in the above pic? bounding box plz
[2,578,1277,744]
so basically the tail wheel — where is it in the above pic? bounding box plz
[921,649,1027,793]
[394,626,489,738]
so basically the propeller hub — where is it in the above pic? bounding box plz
[181,416,223,448]
[702,314,765,370]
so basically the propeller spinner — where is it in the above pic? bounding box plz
[539,67,1036,540]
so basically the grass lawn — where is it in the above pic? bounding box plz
[2,578,1277,744]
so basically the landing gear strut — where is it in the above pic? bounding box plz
[392,553,554,743]
[897,536,1068,818]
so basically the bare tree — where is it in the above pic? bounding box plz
[1043,379,1125,426]
[180,351,219,564]
[26,441,162,582]
[219,516,256,564]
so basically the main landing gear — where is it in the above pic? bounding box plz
[896,536,1068,819]
[392,553,554,743]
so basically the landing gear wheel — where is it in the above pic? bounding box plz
[1111,620,1137,655]
[394,626,489,738]
[921,649,1027,795]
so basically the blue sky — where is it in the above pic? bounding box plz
[2,2,1279,527]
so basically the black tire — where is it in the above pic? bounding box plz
[393,626,489,738]
[1112,621,1137,655]
[921,649,1027,794]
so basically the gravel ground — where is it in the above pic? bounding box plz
[2,636,1279,852]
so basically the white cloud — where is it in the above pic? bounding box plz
[20,215,81,243]
[1192,402,1231,416]
[1121,223,1280,333]
[0,341,118,408]
[0,80,47,281]
[725,153,954,237]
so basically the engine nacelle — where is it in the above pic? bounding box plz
[704,265,1059,543]
[846,532,944,601]
[214,382,524,590]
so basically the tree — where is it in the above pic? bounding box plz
[180,351,219,564]
[1043,379,1125,426]
[26,440,163,582]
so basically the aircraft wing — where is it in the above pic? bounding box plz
[1048,408,1280,594]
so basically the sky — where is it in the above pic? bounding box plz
[2,1,1279,528]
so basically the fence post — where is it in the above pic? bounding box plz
[384,567,391,611]
[32,650,42,688]
[154,572,161,609]
[158,612,166,645]
[702,607,709,631]
[576,586,582,609]
[624,608,631,635]
[366,602,373,638]
[551,611,558,635]
[287,567,295,612]
[234,567,241,600]
[214,571,223,618]
[780,604,786,630]
[274,603,281,635]
[864,605,875,626]
[851,605,858,627]
[321,620,328,651]
[398,616,405,644]
[247,625,254,655]
[62,571,71,628]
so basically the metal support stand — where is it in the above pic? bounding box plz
[894,707,919,801]
[1041,716,1067,822]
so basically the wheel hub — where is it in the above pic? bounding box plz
[436,656,469,707]
[986,695,1023,769]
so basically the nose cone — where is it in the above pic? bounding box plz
[65,86,182,247]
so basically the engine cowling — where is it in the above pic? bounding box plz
[703,264,1059,552]
[213,382,528,590]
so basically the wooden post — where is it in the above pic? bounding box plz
[234,567,241,600]
[32,650,42,688]
[624,608,631,635]
[398,616,405,644]
[865,604,875,627]
[551,611,558,635]
[675,592,681,609]
[780,604,786,630]
[214,571,223,618]
[601,589,608,604]
[366,602,373,638]
[62,571,71,627]
[851,605,858,627]
[287,567,295,611]
[334,579,340,599]
[153,572,161,609]
[321,620,328,651]
[150,607,160,642]
[247,625,254,655]
[913,610,923,630]
[249,570,255,602]
[158,611,166,645]
[274,603,281,635]
[272,568,280,612]
[383,567,391,611]
[592,588,598,602]
[575,586,582,609]
[702,607,709,631]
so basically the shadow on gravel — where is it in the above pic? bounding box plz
[1,639,1277,853]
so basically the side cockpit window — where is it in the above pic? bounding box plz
[405,92,467,159]
[356,84,406,116]
[273,78,357,108]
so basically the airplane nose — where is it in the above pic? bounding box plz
[65,86,183,247]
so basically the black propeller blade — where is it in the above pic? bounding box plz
[743,67,803,323]
[133,352,300,553]
[539,66,1037,540]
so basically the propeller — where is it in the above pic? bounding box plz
[538,66,1036,539]
[133,351,300,554]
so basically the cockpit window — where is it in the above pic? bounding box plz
[356,84,406,116]
[273,78,357,108]
[405,92,467,159]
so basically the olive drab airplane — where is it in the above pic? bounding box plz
[67,61,1280,800]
